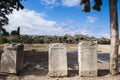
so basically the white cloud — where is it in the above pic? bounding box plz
[102,34,110,38]
[67,19,74,25]
[80,30,89,35]
[3,9,76,36]
[86,16,96,23]
[60,19,74,28]
[41,0,59,8]
[3,9,108,38]
[62,0,80,7]
[40,0,80,8]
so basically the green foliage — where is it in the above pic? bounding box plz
[0,36,8,44]
[11,27,20,36]
[98,37,110,44]
[0,0,25,27]
[80,0,102,12]
[38,39,44,43]
[32,38,45,43]
[0,14,8,27]
[0,27,9,36]
[11,36,21,43]
[92,0,102,11]
[20,36,33,43]
[3,35,111,44]
[80,0,90,12]
[11,30,19,35]
[17,27,20,35]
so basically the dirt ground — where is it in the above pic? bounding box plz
[0,44,120,80]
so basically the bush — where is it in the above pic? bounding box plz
[0,36,8,44]
[98,39,110,44]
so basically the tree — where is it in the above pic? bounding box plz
[0,0,24,33]
[11,30,18,35]
[1,27,9,36]
[109,0,119,75]
[80,0,119,75]
[17,26,20,35]
[11,26,20,35]
[11,27,20,36]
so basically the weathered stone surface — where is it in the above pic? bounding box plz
[0,48,3,69]
[78,41,97,77]
[1,43,24,74]
[49,43,67,77]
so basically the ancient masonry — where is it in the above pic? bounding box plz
[78,41,97,77]
[49,43,68,77]
[1,43,24,73]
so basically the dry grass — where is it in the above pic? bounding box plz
[23,44,120,54]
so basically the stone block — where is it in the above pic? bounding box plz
[49,43,67,77]
[1,43,24,74]
[78,41,97,77]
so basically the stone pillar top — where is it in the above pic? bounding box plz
[49,43,66,48]
[4,43,23,46]
[78,41,97,49]
[4,43,24,50]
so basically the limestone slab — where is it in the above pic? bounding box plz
[1,43,24,74]
[78,41,97,77]
[49,43,67,77]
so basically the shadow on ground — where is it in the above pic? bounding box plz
[18,50,49,76]
[6,51,120,77]
[98,69,110,76]
[67,52,79,77]
[24,50,48,64]
[1,51,120,78]
[19,51,79,77]
[97,53,110,62]
[97,53,120,76]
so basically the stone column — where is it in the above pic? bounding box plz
[49,43,67,77]
[78,41,97,77]
[1,43,24,74]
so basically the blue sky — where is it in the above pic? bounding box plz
[4,0,120,38]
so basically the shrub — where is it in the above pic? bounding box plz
[0,36,8,44]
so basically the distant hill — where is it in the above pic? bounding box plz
[0,34,110,44]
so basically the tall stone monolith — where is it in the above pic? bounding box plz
[1,43,24,74]
[78,41,97,77]
[49,43,67,77]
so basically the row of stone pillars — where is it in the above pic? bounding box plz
[0,41,97,77]
[49,41,97,77]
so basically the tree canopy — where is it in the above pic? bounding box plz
[80,0,102,12]
[0,0,25,27]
